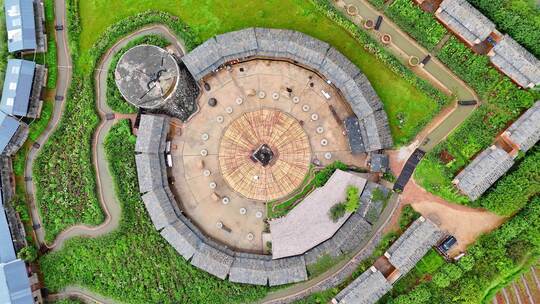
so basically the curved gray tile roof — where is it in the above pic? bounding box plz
[181,28,393,152]
[334,267,392,304]
[135,114,169,154]
[191,243,234,280]
[267,256,307,287]
[141,188,178,230]
[454,145,515,200]
[229,255,270,286]
[504,100,540,152]
[490,35,540,88]
[385,217,443,274]
[437,0,495,45]
[160,220,202,260]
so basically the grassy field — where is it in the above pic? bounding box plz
[77,0,441,144]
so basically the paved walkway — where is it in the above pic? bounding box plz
[333,0,478,152]
[25,0,72,248]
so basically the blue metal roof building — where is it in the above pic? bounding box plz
[0,112,21,155]
[0,191,33,304]
[0,60,36,117]
[4,0,37,53]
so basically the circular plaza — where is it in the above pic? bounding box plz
[132,28,393,285]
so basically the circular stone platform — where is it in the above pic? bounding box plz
[115,45,179,109]
[219,109,311,201]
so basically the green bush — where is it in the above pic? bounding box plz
[40,120,268,303]
[329,202,347,222]
[106,35,170,113]
[386,0,447,50]
[17,245,38,262]
[44,0,57,89]
[398,205,420,231]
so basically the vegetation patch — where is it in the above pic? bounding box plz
[39,120,269,303]
[385,0,447,50]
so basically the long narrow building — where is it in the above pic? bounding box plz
[454,100,540,200]
[4,0,46,53]
[0,59,46,118]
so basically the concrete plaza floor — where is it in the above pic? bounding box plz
[169,59,366,253]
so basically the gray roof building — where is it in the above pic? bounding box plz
[1,59,45,118]
[1,193,33,304]
[436,0,495,46]
[385,217,443,275]
[229,254,270,286]
[370,153,389,173]
[304,211,372,265]
[0,113,28,156]
[504,100,540,152]
[190,243,234,280]
[0,259,33,304]
[141,188,178,231]
[334,266,392,304]
[160,220,202,260]
[135,153,165,193]
[181,28,392,152]
[5,0,46,53]
[489,35,540,88]
[454,145,515,200]
[266,256,307,286]
[135,114,169,154]
[344,116,365,154]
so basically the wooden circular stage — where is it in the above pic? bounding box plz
[219,109,311,201]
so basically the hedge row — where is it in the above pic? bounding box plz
[106,35,170,113]
[385,0,447,50]
[467,0,540,58]
[40,120,268,303]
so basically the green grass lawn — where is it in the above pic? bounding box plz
[78,0,440,144]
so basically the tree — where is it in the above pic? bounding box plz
[432,271,451,288]
[329,202,347,222]
[457,254,475,272]
[442,263,463,282]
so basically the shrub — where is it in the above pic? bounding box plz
[17,245,38,262]
[398,205,420,231]
[329,202,347,222]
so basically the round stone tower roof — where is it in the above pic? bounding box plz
[115,45,179,109]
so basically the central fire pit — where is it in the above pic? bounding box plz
[252,144,274,166]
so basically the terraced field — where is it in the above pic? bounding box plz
[493,265,540,304]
